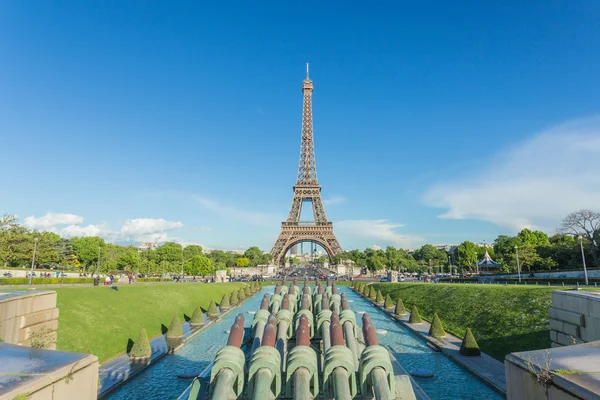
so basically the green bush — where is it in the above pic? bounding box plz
[460,328,481,356]
[130,329,151,358]
[137,278,164,282]
[369,286,377,300]
[238,287,246,301]
[190,307,204,326]
[376,290,384,304]
[245,286,251,297]
[409,305,422,324]
[166,315,183,338]
[383,294,394,310]
[207,300,219,317]
[219,294,230,310]
[362,284,370,296]
[230,290,239,305]
[0,277,94,285]
[394,297,406,316]
[428,313,446,338]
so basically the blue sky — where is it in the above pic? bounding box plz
[2,1,600,251]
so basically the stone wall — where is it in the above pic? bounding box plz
[0,290,59,349]
[0,343,99,400]
[549,290,600,347]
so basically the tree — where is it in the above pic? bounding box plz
[71,236,106,271]
[0,225,31,267]
[156,242,183,264]
[183,245,203,259]
[456,241,478,271]
[244,246,263,266]
[185,254,214,276]
[0,214,18,231]
[236,257,250,267]
[560,209,600,267]
[517,228,550,247]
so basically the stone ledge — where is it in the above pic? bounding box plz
[549,307,585,327]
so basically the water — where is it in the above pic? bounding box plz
[342,287,503,400]
[105,288,269,400]
[108,286,503,399]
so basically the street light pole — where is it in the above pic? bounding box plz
[180,247,184,281]
[515,246,521,283]
[29,238,38,286]
[96,247,101,276]
[579,236,589,285]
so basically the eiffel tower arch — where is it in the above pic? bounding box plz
[271,65,343,265]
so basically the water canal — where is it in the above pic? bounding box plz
[105,286,503,399]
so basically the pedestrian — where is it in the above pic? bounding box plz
[105,275,110,286]
[128,274,132,284]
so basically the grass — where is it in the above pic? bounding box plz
[372,283,560,360]
[53,282,245,363]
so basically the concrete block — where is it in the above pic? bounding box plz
[18,319,58,342]
[550,342,562,348]
[18,330,58,347]
[559,294,591,316]
[579,316,600,342]
[549,307,585,327]
[550,330,558,343]
[555,332,583,346]
[19,308,59,329]
[590,297,600,319]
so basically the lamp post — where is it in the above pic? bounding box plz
[578,236,589,285]
[515,246,521,283]
[448,255,452,276]
[29,238,39,286]
[180,247,184,281]
[95,247,101,276]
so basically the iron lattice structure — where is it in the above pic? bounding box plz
[271,66,343,265]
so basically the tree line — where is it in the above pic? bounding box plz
[1,209,598,275]
[0,214,271,276]
[332,210,600,274]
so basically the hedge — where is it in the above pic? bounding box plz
[129,329,151,358]
[0,277,94,285]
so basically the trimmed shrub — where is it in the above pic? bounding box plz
[428,313,446,338]
[369,286,377,300]
[190,307,204,326]
[166,315,183,338]
[383,294,394,310]
[238,288,246,301]
[362,285,370,297]
[0,277,94,285]
[394,297,406,316]
[376,290,384,304]
[460,328,481,356]
[207,300,219,318]
[229,290,239,306]
[245,286,252,297]
[130,329,151,358]
[220,294,230,310]
[408,305,422,324]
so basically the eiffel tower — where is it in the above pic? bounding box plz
[270,65,343,265]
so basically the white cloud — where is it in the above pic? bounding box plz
[119,218,183,238]
[424,116,600,231]
[336,219,422,248]
[61,223,112,238]
[194,196,280,227]
[323,196,347,206]
[23,213,84,230]
[22,213,186,243]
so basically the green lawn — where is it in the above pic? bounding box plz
[53,283,245,363]
[371,283,560,360]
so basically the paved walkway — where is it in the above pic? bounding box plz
[363,293,506,394]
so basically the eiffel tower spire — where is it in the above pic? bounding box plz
[297,62,318,185]
[270,66,343,265]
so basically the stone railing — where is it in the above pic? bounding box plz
[549,290,600,347]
